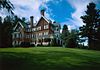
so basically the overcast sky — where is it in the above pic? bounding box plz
[0,0,100,30]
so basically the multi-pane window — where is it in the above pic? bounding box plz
[39,33,42,36]
[44,25,48,29]
[37,26,41,31]
[44,32,48,35]
[32,34,34,38]
[36,34,38,37]
[33,28,36,31]
[26,35,31,38]
[16,33,19,38]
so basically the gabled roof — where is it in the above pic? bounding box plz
[36,15,51,26]
[41,15,50,23]
[13,21,24,30]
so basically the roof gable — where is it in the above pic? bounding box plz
[13,22,24,30]
[36,15,50,26]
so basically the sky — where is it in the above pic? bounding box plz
[0,0,100,30]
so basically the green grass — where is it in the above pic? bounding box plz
[0,47,100,70]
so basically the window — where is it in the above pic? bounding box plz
[16,33,19,38]
[32,34,34,38]
[37,26,41,31]
[57,28,59,31]
[39,33,42,36]
[44,25,48,29]
[26,28,30,32]
[26,35,30,38]
[16,26,21,32]
[44,32,48,35]
[32,28,36,31]
[36,34,38,37]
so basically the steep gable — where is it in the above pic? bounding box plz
[36,16,50,26]
[13,22,24,32]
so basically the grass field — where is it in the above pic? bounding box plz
[0,47,100,70]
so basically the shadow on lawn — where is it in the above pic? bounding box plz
[0,51,100,70]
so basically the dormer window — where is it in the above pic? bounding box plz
[44,25,48,29]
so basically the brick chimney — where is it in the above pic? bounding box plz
[30,16,34,27]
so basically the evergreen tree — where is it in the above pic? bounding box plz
[0,0,14,14]
[0,16,2,47]
[67,29,79,48]
[61,24,69,47]
[80,2,100,50]
[0,0,14,47]
[1,16,13,47]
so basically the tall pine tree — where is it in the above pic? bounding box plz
[80,2,100,50]
[61,24,69,47]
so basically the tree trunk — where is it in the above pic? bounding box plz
[88,37,95,49]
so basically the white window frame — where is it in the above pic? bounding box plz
[37,26,41,31]
[16,33,19,38]
[39,33,42,36]
[44,25,48,29]
[33,28,36,31]
[44,32,48,35]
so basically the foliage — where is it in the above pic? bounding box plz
[44,38,51,42]
[0,16,13,47]
[67,29,79,48]
[0,0,14,14]
[61,24,69,47]
[0,0,14,47]
[79,2,100,50]
[50,38,57,46]
[61,24,79,48]
[20,42,31,47]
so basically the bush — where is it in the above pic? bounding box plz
[20,42,30,47]
[30,44,35,47]
[37,44,43,47]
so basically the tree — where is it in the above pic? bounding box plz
[0,16,13,47]
[0,0,14,47]
[0,15,22,47]
[61,24,69,47]
[80,2,100,50]
[0,16,3,47]
[61,24,79,48]
[67,29,79,48]
[0,0,14,14]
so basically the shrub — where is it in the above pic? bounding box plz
[20,42,30,47]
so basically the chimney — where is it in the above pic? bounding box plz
[40,9,45,16]
[30,16,34,27]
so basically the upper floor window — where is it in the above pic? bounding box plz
[16,33,19,38]
[26,35,30,38]
[39,33,42,36]
[27,29,31,32]
[32,28,36,31]
[16,26,21,32]
[37,26,41,31]
[56,28,59,31]
[44,32,48,35]
[44,25,48,29]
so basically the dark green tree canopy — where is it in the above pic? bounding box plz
[0,0,14,14]
[62,24,68,31]
[79,2,100,50]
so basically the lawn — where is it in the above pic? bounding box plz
[0,47,100,70]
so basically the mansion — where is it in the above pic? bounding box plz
[12,9,62,46]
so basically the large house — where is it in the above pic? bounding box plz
[12,9,61,46]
